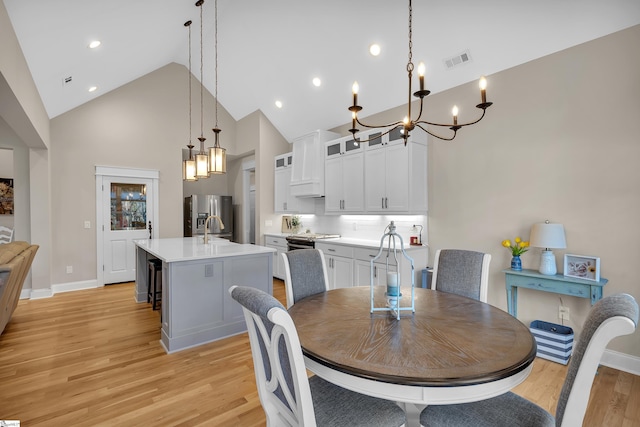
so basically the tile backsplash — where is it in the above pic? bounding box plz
[294,213,427,245]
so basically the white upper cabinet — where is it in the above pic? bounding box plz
[324,129,427,215]
[290,130,339,198]
[274,153,314,213]
[324,136,365,214]
[364,128,427,214]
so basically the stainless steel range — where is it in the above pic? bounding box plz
[286,233,340,251]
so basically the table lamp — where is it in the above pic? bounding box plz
[529,220,566,275]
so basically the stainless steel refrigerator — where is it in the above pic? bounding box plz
[184,195,233,240]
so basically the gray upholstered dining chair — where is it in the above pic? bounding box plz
[420,293,639,427]
[229,285,406,427]
[430,249,491,302]
[281,249,329,309]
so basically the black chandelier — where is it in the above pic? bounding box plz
[348,0,493,144]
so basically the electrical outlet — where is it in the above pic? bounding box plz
[559,305,570,321]
[84,221,91,229]
[66,266,73,274]
[265,220,273,227]
[204,264,214,277]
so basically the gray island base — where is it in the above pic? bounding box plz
[134,237,275,353]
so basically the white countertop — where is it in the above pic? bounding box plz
[316,237,427,251]
[263,234,428,251]
[134,237,276,263]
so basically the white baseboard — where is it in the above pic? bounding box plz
[20,279,101,300]
[29,288,53,299]
[52,279,100,294]
[601,349,640,376]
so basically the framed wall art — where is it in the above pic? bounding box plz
[0,178,14,215]
[564,254,600,282]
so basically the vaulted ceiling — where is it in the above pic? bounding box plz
[5,0,640,141]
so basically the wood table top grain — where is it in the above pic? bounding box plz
[288,287,537,387]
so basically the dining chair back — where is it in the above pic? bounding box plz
[431,249,491,302]
[420,293,639,427]
[229,285,406,427]
[0,226,14,244]
[281,249,329,309]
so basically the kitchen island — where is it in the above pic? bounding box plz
[134,237,275,353]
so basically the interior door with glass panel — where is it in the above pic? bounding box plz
[103,178,153,284]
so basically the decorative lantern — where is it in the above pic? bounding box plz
[370,221,415,319]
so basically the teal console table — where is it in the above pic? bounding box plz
[503,269,608,317]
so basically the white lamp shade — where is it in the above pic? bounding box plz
[530,222,566,249]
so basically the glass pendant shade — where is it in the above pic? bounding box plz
[183,158,198,181]
[208,128,226,174]
[209,146,226,174]
[195,150,210,178]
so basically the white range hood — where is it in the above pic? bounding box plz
[290,129,339,198]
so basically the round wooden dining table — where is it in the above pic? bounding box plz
[288,286,537,420]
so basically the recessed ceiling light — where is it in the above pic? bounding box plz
[312,77,321,87]
[88,40,101,49]
[275,100,283,109]
[88,86,98,92]
[369,43,381,56]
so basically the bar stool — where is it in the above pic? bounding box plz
[147,259,162,311]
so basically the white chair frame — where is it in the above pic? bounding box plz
[560,314,636,425]
[0,225,14,244]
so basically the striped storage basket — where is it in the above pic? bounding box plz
[530,320,574,365]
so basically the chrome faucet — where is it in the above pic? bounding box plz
[203,215,225,244]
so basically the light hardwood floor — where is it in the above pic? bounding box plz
[0,280,638,426]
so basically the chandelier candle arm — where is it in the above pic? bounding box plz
[347,0,493,143]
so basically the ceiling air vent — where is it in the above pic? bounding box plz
[62,75,73,86]
[444,50,472,69]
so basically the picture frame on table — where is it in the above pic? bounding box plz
[563,254,600,282]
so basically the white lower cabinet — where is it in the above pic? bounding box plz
[326,255,353,290]
[264,235,287,280]
[316,242,354,290]
[319,241,428,291]
[354,259,388,287]
[353,247,420,289]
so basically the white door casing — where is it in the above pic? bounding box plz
[96,166,159,286]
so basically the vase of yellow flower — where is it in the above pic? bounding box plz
[502,237,530,271]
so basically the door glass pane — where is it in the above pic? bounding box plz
[368,132,382,147]
[345,138,361,152]
[111,183,147,230]
[327,143,341,156]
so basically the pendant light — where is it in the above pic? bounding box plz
[194,0,210,179]
[208,0,226,174]
[182,20,197,182]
